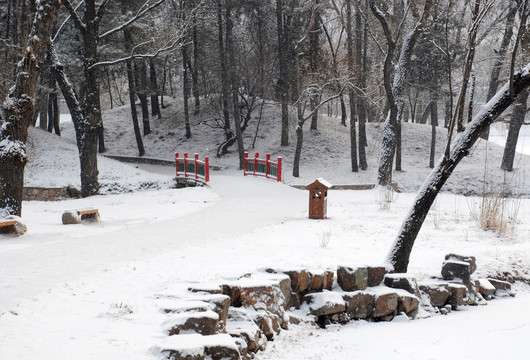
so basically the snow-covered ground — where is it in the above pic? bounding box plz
[1,104,529,359]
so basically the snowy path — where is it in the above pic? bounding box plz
[0,171,306,313]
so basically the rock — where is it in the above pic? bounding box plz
[487,278,512,291]
[373,292,399,318]
[239,283,285,317]
[445,254,477,274]
[337,266,368,292]
[61,211,81,225]
[288,291,301,309]
[221,284,242,307]
[289,314,301,325]
[226,308,261,353]
[204,343,240,360]
[188,294,231,332]
[383,274,420,297]
[441,260,471,283]
[478,279,497,299]
[232,337,247,359]
[308,270,334,292]
[419,284,450,307]
[284,270,310,293]
[367,267,387,287]
[250,310,281,340]
[447,284,469,310]
[343,291,375,319]
[160,334,240,360]
[304,291,346,316]
[398,294,419,317]
[188,284,223,294]
[166,311,220,336]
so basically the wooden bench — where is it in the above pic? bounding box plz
[0,219,18,235]
[62,208,100,224]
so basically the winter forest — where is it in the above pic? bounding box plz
[1,0,530,359]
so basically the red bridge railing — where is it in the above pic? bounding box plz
[244,152,282,182]
[175,153,210,182]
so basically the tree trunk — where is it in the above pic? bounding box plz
[429,100,438,168]
[0,0,61,217]
[126,59,146,156]
[481,3,517,140]
[346,0,358,172]
[387,65,530,273]
[356,4,367,171]
[192,24,201,115]
[39,99,48,130]
[217,0,232,141]
[182,41,192,139]
[309,0,320,131]
[277,0,289,146]
[293,124,303,177]
[395,121,402,171]
[226,5,245,169]
[136,61,151,136]
[340,94,346,127]
[150,60,161,118]
[501,90,529,171]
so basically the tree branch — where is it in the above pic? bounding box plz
[62,0,86,33]
[99,0,166,40]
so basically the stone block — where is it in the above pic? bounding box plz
[441,260,471,283]
[445,254,477,274]
[383,274,420,297]
[284,270,309,293]
[447,284,469,310]
[487,278,512,291]
[337,266,368,292]
[344,291,375,319]
[226,308,261,353]
[221,284,241,307]
[166,311,220,336]
[477,279,496,299]
[373,292,399,318]
[419,284,450,307]
[398,294,419,316]
[239,284,285,317]
[204,344,240,360]
[367,266,387,287]
[250,310,281,340]
[304,291,346,316]
[308,270,334,292]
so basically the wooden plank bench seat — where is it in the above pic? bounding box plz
[0,218,26,236]
[62,208,100,224]
[0,219,17,234]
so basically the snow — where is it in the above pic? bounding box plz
[1,103,530,359]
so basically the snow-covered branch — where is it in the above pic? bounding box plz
[62,0,86,33]
[98,0,165,40]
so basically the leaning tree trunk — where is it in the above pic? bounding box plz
[429,99,438,169]
[501,90,529,171]
[387,65,530,273]
[0,0,61,217]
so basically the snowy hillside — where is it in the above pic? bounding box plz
[28,97,530,196]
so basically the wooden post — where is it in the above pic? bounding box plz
[175,152,179,177]
[254,152,259,175]
[244,152,249,176]
[184,153,188,177]
[205,156,210,182]
[266,154,271,179]
[194,153,199,179]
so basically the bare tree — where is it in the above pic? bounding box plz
[0,0,62,217]
[387,65,530,273]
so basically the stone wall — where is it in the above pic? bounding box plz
[23,186,81,201]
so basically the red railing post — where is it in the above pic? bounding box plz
[277,157,282,182]
[244,152,249,176]
[205,157,210,182]
[175,152,179,177]
[254,153,259,175]
[194,153,199,179]
[266,154,271,179]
